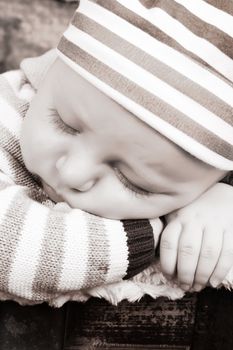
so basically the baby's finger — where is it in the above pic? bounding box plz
[177,223,203,290]
[151,218,164,248]
[193,226,223,291]
[160,220,182,277]
[210,230,233,288]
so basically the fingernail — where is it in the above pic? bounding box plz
[180,284,190,291]
[193,284,202,292]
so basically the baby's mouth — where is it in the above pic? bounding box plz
[42,180,64,203]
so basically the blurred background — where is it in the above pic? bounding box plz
[0,0,79,73]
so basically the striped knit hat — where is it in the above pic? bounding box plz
[57,0,233,170]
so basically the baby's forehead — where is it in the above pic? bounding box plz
[48,60,197,160]
[46,59,225,180]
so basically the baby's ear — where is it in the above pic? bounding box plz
[138,0,158,9]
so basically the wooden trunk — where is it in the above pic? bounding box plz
[0,288,233,349]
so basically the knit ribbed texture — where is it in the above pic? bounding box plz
[220,171,233,186]
[0,51,161,305]
[122,219,155,279]
[57,0,233,170]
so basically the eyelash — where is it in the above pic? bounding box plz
[48,109,150,198]
[114,167,151,198]
[48,108,79,135]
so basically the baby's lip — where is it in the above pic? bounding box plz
[42,180,64,203]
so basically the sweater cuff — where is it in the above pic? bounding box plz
[122,219,155,279]
[219,171,233,186]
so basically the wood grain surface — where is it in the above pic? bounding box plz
[64,295,197,349]
[0,288,233,349]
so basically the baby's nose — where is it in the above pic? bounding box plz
[56,154,99,192]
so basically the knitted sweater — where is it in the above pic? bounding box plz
[1,51,232,307]
[0,50,162,306]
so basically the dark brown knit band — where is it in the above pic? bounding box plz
[220,171,233,186]
[122,219,155,279]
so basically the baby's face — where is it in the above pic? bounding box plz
[20,58,225,219]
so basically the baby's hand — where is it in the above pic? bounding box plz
[160,183,233,292]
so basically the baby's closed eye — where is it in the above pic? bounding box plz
[48,108,79,135]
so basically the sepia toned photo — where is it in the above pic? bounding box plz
[0,1,233,349]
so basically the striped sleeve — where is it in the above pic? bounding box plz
[0,183,157,302]
[0,68,159,304]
